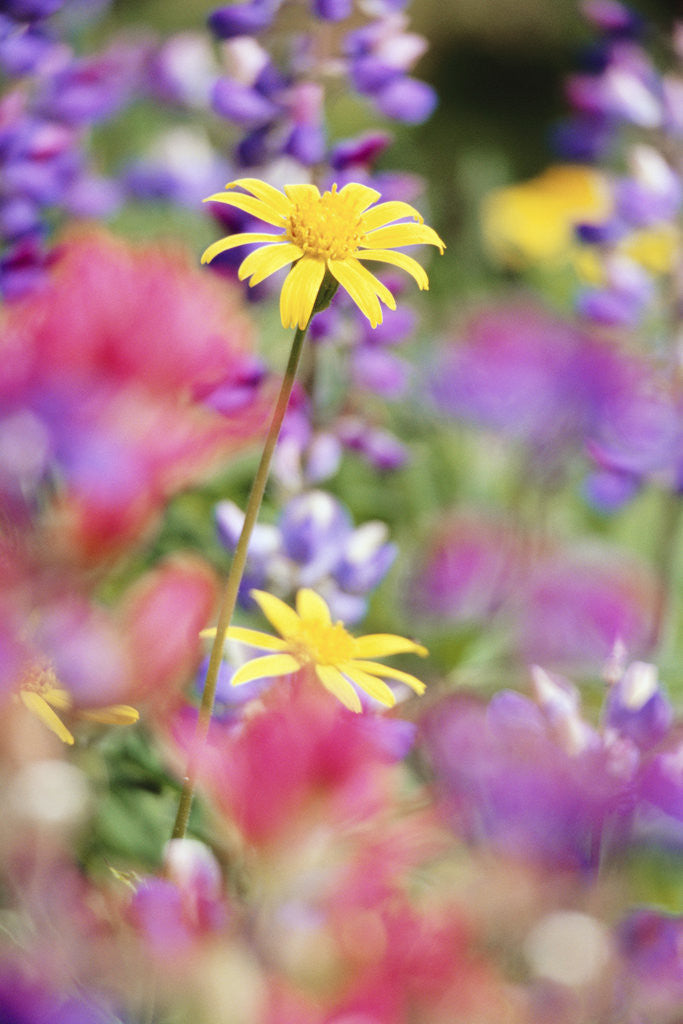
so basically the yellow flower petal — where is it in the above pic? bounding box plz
[204,191,287,226]
[20,691,75,745]
[315,665,362,713]
[280,256,326,329]
[77,705,139,726]
[283,183,321,204]
[43,686,73,711]
[328,258,384,327]
[343,666,396,707]
[238,242,303,286]
[250,590,302,638]
[231,653,301,687]
[227,178,293,217]
[362,223,445,252]
[355,248,429,290]
[351,659,426,694]
[295,589,332,625]
[353,634,428,658]
[224,626,288,651]
[360,200,423,233]
[201,232,285,265]
[337,182,382,213]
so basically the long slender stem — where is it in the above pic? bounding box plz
[171,324,308,840]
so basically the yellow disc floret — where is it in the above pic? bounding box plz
[287,618,357,667]
[286,185,364,261]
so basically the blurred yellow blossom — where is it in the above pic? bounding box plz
[481,164,611,268]
[19,661,139,746]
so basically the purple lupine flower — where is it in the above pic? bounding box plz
[431,301,611,459]
[604,661,673,749]
[336,415,408,471]
[333,520,397,594]
[2,0,64,21]
[615,910,683,1019]
[312,0,352,22]
[582,0,643,38]
[211,76,281,124]
[518,549,654,671]
[374,75,437,123]
[587,366,680,483]
[34,42,149,125]
[583,466,640,511]
[0,17,58,76]
[0,974,113,1024]
[125,127,231,208]
[215,490,396,623]
[330,130,393,170]
[146,32,218,108]
[208,1,276,40]
[280,489,353,577]
[421,687,633,871]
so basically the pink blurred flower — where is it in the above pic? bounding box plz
[121,555,218,716]
[0,228,266,560]
[199,674,415,847]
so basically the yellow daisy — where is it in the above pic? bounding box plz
[204,587,428,714]
[201,178,445,330]
[19,660,139,746]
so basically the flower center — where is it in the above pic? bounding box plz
[290,618,356,666]
[19,659,60,697]
[286,186,364,261]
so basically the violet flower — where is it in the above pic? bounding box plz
[215,489,397,624]
[422,659,682,871]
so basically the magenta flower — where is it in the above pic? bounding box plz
[0,229,265,560]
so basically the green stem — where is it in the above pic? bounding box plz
[171,323,309,840]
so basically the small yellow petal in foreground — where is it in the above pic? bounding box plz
[201,179,444,329]
[209,587,428,713]
[18,660,139,745]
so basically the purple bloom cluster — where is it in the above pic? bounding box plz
[557,0,682,327]
[430,298,683,508]
[216,488,396,624]
[422,658,683,871]
[0,1,148,298]
[207,0,436,170]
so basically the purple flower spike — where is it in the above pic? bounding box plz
[284,121,326,165]
[605,661,673,749]
[208,2,275,39]
[3,0,64,21]
[280,490,352,572]
[583,467,640,511]
[352,56,400,95]
[312,0,352,21]
[330,131,392,170]
[211,77,280,124]
[617,910,683,1014]
[582,0,643,38]
[334,521,397,594]
[375,76,437,123]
